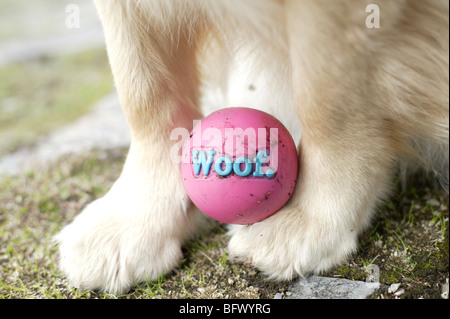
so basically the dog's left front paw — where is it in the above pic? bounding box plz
[227,202,360,280]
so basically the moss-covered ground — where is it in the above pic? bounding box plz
[0,148,447,299]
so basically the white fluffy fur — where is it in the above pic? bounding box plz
[54,0,449,294]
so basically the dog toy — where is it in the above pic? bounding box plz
[181,107,298,224]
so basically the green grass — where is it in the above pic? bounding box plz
[0,150,125,299]
[0,149,290,299]
[0,48,114,156]
[325,176,449,299]
[0,149,448,299]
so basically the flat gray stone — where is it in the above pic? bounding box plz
[285,276,382,299]
[0,91,130,176]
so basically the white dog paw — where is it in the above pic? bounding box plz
[54,157,203,294]
[54,195,185,294]
[227,204,359,280]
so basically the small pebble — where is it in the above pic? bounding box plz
[273,293,284,299]
[441,278,449,299]
[426,198,440,207]
[388,283,401,294]
[394,288,405,297]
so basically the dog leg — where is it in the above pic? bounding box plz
[227,0,402,279]
[227,130,396,279]
[54,1,205,294]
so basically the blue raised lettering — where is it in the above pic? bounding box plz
[215,156,233,176]
[192,150,215,175]
[233,156,252,177]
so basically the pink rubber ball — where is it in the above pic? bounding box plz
[181,107,298,224]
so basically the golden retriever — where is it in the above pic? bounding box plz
[54,0,448,294]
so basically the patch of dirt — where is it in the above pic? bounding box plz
[325,174,449,299]
[0,149,447,299]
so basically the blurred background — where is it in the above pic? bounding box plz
[0,0,129,175]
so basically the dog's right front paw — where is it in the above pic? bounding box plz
[53,189,188,294]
